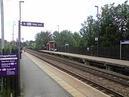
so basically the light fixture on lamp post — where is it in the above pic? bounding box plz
[95,5,99,19]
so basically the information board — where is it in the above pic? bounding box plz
[0,55,18,76]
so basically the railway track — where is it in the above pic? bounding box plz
[26,49,129,97]
[38,51,129,86]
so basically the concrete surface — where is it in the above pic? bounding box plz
[20,53,73,97]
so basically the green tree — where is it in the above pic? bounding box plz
[100,1,129,46]
[35,31,52,49]
[80,16,97,47]
[80,1,129,47]
[26,40,36,49]
[53,31,61,46]
[72,32,81,47]
[53,30,75,47]
[100,4,118,46]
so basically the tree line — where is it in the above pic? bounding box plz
[27,1,129,50]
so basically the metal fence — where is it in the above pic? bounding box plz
[57,45,129,60]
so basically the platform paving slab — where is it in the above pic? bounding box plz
[20,53,73,97]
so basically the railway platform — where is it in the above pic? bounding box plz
[20,52,72,97]
[20,51,110,97]
[40,50,129,76]
[40,50,129,67]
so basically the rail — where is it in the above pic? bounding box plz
[26,49,129,97]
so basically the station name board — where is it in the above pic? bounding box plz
[21,21,44,27]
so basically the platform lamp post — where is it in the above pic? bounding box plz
[18,0,24,58]
[1,0,4,50]
[17,1,24,96]
[0,0,4,94]
[95,5,99,56]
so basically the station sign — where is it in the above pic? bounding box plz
[120,40,129,44]
[21,21,44,27]
[0,55,18,76]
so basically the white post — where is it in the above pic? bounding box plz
[1,0,4,49]
[10,93,13,97]
[120,41,122,59]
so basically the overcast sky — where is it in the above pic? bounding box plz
[0,0,127,41]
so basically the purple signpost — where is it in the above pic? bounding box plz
[0,54,18,76]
